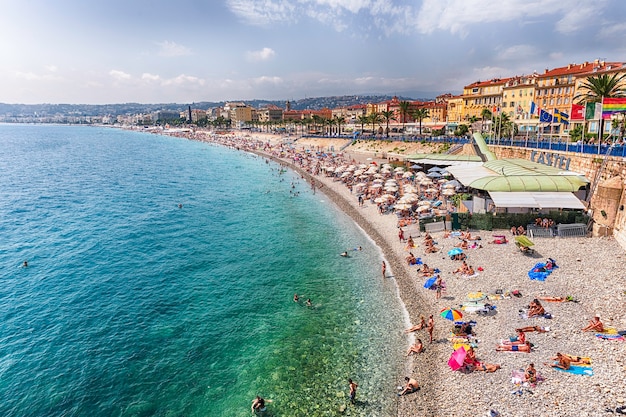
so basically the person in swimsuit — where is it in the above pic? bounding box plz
[381,261,386,278]
[398,377,419,396]
[582,316,604,332]
[427,315,434,343]
[348,379,358,404]
[406,339,424,356]
[548,353,571,370]
[293,294,299,303]
[524,363,537,383]
[251,396,266,413]
[516,325,549,333]
[405,316,426,333]
[495,341,532,352]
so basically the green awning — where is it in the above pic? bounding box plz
[468,175,588,192]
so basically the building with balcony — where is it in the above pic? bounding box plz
[462,78,511,120]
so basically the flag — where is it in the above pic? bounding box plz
[602,97,626,119]
[539,109,553,123]
[553,109,569,125]
[530,102,537,116]
[585,102,602,120]
[570,104,585,121]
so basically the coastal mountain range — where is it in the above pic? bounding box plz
[0,93,439,118]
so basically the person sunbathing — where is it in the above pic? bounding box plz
[502,329,526,345]
[406,339,424,356]
[451,252,467,261]
[527,299,546,317]
[582,316,604,332]
[425,245,439,254]
[406,252,417,265]
[455,239,469,249]
[561,354,591,365]
[406,236,415,248]
[476,363,501,373]
[516,325,549,333]
[405,316,426,333]
[517,225,525,235]
[452,261,469,274]
[496,341,532,353]
[463,347,480,370]
[547,352,571,370]
[462,266,475,277]
[489,235,508,244]
[420,263,433,276]
[524,363,537,383]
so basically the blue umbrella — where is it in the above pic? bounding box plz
[426,171,442,178]
[424,276,438,290]
[447,248,463,256]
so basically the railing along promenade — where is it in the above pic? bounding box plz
[304,134,626,158]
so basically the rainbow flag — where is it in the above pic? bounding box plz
[602,97,626,119]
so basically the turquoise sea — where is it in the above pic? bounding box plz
[0,124,406,416]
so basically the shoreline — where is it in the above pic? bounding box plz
[176,130,626,417]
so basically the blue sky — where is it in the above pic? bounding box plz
[1,0,625,104]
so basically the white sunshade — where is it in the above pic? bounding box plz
[488,192,585,210]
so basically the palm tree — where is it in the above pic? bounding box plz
[312,115,323,135]
[380,110,395,138]
[357,115,369,136]
[333,115,346,137]
[411,108,430,136]
[480,108,492,135]
[467,116,480,133]
[493,112,517,138]
[368,112,383,137]
[574,73,626,142]
[398,100,412,132]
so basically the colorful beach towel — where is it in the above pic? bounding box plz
[528,260,559,281]
[596,333,625,341]
[552,364,594,376]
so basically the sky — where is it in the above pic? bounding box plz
[1,0,625,105]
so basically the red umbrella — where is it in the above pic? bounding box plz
[448,346,467,371]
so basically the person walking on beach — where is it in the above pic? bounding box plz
[398,228,405,242]
[427,315,434,343]
[382,261,386,278]
[348,378,358,404]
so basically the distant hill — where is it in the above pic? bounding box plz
[0,94,437,118]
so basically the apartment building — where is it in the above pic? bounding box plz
[462,78,511,120]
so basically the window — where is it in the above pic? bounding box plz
[557,98,561,105]
[510,101,514,107]
[551,88,555,94]
[565,98,569,104]
[549,98,554,105]
[542,99,547,106]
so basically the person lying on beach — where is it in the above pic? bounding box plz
[527,299,546,317]
[516,325,550,333]
[405,316,426,333]
[475,363,501,373]
[452,261,469,275]
[489,235,508,244]
[502,329,526,345]
[406,339,424,356]
[420,263,433,276]
[398,377,419,396]
[451,253,467,261]
[582,316,605,332]
[495,341,533,353]
[405,252,418,265]
[560,354,592,365]
[455,239,469,249]
[462,266,476,277]
[546,353,571,370]
[538,296,576,303]
[455,322,475,336]
[425,245,439,254]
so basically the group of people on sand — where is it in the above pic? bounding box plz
[423,233,439,253]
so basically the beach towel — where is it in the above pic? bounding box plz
[528,259,558,281]
[552,364,594,376]
[461,273,479,278]
[597,327,618,335]
[511,369,544,385]
[596,334,625,341]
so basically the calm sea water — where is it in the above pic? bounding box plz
[0,124,406,416]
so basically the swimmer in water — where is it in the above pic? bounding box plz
[293,294,299,303]
[306,298,312,307]
[23,260,28,267]
[340,251,348,257]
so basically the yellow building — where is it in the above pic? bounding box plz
[462,78,511,120]
[445,94,464,123]
[501,75,537,120]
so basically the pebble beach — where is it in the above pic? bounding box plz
[189,130,626,417]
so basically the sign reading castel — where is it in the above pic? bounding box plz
[529,150,571,170]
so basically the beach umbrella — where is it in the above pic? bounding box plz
[442,189,456,196]
[373,178,384,183]
[402,171,414,179]
[370,183,382,188]
[448,346,467,371]
[394,203,413,211]
[440,308,463,321]
[442,183,456,189]
[340,171,352,178]
[427,171,443,178]
[394,167,405,172]
[380,194,396,200]
[418,200,431,206]
[410,164,423,170]
[444,179,461,188]
[447,248,464,256]
[440,170,450,176]
[428,167,443,172]
[424,276,438,290]
[425,188,438,193]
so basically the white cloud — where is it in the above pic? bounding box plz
[598,22,626,38]
[109,70,131,81]
[253,75,283,85]
[496,44,535,61]
[246,47,276,62]
[141,73,161,82]
[226,0,295,26]
[156,41,192,57]
[161,74,205,87]
[45,65,58,72]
